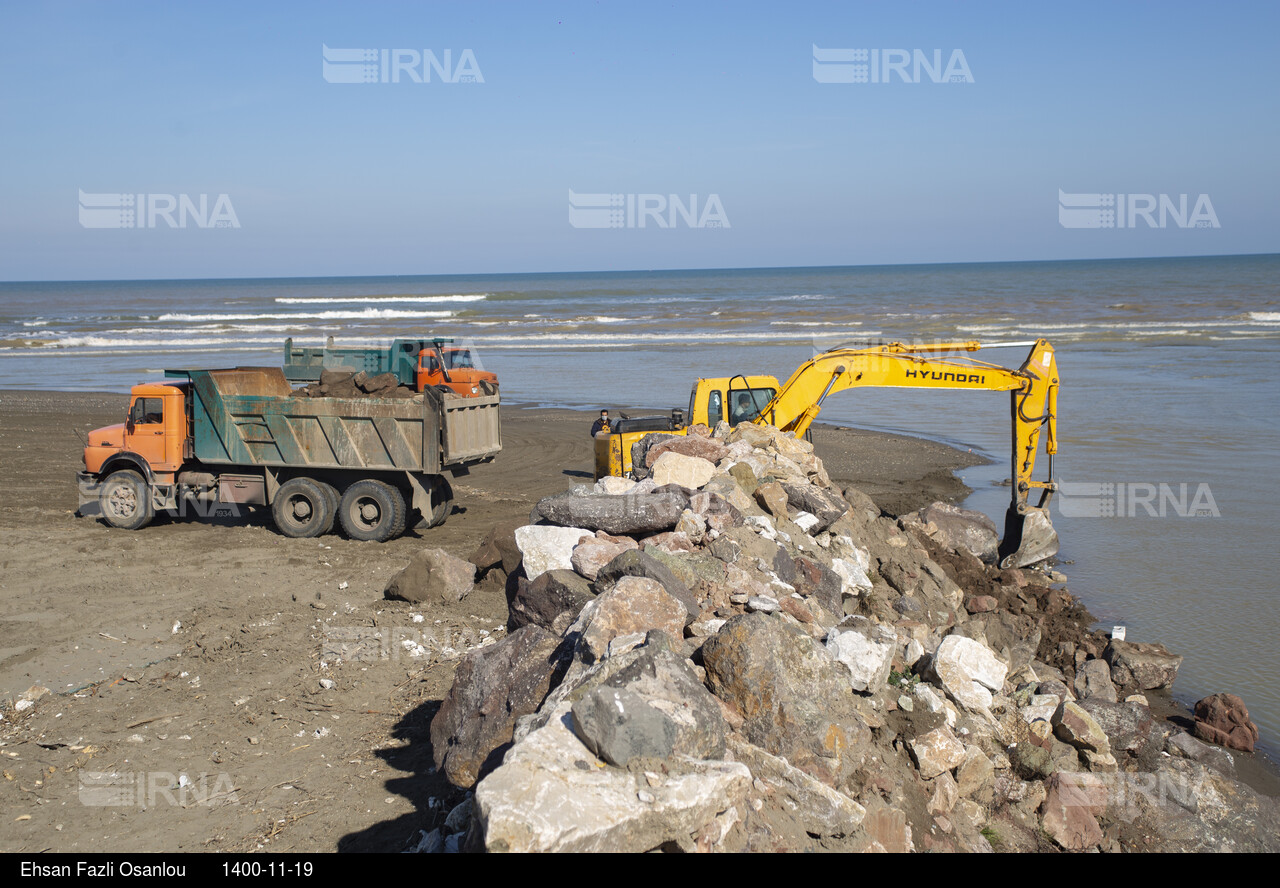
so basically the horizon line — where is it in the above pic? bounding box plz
[3,250,1276,285]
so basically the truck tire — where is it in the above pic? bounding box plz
[99,470,154,531]
[426,476,454,528]
[273,477,335,538]
[315,480,340,532]
[339,480,406,542]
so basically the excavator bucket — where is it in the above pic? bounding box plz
[998,505,1060,570]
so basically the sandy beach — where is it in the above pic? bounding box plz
[0,391,979,852]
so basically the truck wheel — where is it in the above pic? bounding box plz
[314,480,340,535]
[427,476,454,528]
[339,480,406,542]
[273,477,335,538]
[99,470,153,530]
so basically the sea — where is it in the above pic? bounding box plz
[2,255,1278,757]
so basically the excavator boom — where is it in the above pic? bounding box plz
[755,339,1060,567]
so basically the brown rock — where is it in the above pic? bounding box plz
[754,481,789,521]
[384,548,475,604]
[965,595,999,614]
[430,625,570,788]
[1040,772,1106,851]
[580,577,687,662]
[1194,693,1260,753]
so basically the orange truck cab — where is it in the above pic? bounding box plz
[416,345,499,396]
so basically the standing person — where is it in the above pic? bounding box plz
[590,409,611,437]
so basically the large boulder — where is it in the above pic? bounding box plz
[701,613,871,788]
[473,705,750,853]
[570,533,639,581]
[384,547,476,604]
[825,618,897,695]
[726,738,866,838]
[570,647,727,766]
[899,502,999,564]
[909,726,967,780]
[646,434,729,467]
[1194,693,1260,753]
[468,518,525,575]
[430,625,571,788]
[1078,698,1161,757]
[1103,639,1183,691]
[930,634,1008,713]
[1073,658,1118,702]
[780,482,848,533]
[596,549,700,623]
[507,569,594,635]
[1040,772,1105,850]
[514,525,593,581]
[650,452,716,489]
[535,491,687,537]
[579,577,688,663]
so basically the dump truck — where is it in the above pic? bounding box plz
[595,340,1059,568]
[76,366,501,541]
[283,337,497,397]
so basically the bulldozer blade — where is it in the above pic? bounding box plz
[998,505,1059,570]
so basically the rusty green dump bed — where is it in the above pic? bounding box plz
[177,367,500,474]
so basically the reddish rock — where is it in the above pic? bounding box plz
[1040,772,1106,851]
[965,595,999,614]
[1194,693,1260,753]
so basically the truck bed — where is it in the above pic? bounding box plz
[179,368,500,474]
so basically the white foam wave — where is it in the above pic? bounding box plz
[158,309,456,322]
[274,294,487,304]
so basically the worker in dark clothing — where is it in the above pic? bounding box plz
[590,409,611,437]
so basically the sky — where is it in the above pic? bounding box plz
[2,1,1278,280]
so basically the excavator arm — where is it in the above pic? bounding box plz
[755,339,1060,567]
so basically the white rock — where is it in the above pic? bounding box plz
[826,620,896,694]
[14,700,34,713]
[1021,694,1060,724]
[744,515,777,540]
[747,595,779,614]
[650,452,715,489]
[831,558,873,598]
[933,635,1008,713]
[515,525,594,581]
[594,476,637,495]
[793,511,820,533]
[474,705,751,852]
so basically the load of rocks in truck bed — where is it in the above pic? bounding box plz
[291,368,420,399]
[404,420,1276,853]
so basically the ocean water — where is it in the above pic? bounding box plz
[2,256,1279,753]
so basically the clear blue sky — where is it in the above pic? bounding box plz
[2,1,1277,280]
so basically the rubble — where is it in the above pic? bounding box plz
[422,421,1277,853]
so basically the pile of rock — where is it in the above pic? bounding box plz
[291,368,419,399]
[422,421,1277,853]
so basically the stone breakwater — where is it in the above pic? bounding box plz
[395,421,1276,853]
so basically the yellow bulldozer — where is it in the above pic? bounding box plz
[594,339,1060,568]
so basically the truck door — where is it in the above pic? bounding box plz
[124,390,184,472]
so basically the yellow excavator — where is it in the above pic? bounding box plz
[594,339,1060,568]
